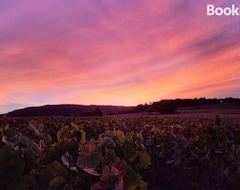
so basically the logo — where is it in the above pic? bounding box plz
[207,4,240,16]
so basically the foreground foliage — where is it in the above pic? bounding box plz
[0,115,240,189]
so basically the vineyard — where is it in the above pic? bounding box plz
[1,115,240,189]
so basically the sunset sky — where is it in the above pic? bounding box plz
[1,0,240,113]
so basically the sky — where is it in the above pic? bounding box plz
[1,0,240,113]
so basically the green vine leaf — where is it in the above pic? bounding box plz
[123,161,148,190]
[57,127,68,142]
[139,150,151,169]
[43,139,75,164]
[49,176,66,190]
[77,151,102,169]
[0,145,25,184]
[115,130,126,143]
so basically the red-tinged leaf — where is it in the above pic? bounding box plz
[91,180,107,190]
[111,163,125,190]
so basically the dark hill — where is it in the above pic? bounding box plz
[6,98,240,117]
[6,104,134,117]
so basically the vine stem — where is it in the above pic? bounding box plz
[68,155,71,190]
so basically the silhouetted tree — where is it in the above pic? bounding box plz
[135,103,149,112]
[157,101,177,114]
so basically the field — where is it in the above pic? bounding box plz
[1,113,240,189]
